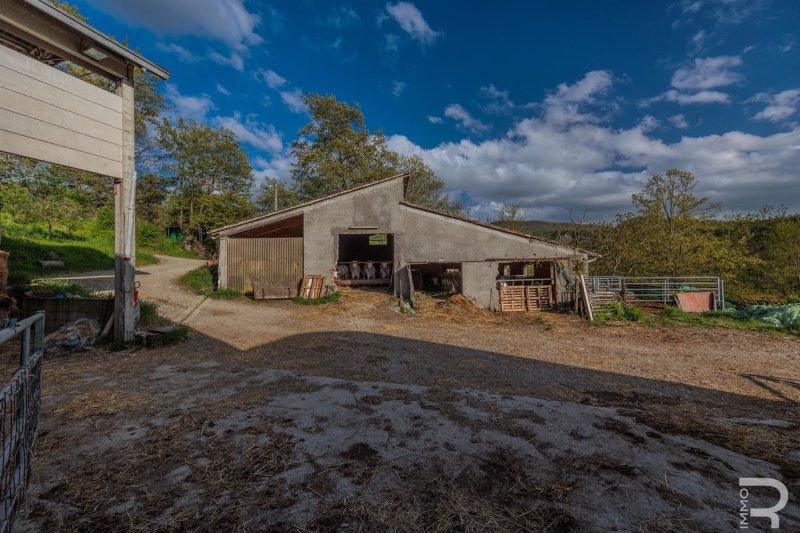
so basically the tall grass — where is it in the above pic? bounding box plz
[178,266,240,299]
[1,215,199,284]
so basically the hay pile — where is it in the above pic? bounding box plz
[415,293,500,324]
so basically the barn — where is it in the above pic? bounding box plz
[210,173,596,311]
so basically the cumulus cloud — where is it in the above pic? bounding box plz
[164,84,215,122]
[386,71,800,220]
[86,0,262,51]
[281,89,309,114]
[671,55,742,90]
[541,70,614,125]
[156,42,198,63]
[385,2,440,44]
[216,84,231,96]
[444,104,489,133]
[669,114,690,129]
[260,69,288,89]
[644,56,742,106]
[427,116,443,124]
[209,50,245,72]
[212,112,283,154]
[479,84,514,114]
[752,89,800,122]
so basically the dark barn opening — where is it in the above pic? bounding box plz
[410,263,462,294]
[335,233,394,286]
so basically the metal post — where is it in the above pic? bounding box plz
[33,311,44,355]
[19,327,30,367]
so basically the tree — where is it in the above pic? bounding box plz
[494,202,528,232]
[291,94,461,212]
[157,118,254,239]
[1,164,91,239]
[136,173,169,223]
[255,178,299,214]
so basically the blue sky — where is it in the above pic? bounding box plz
[74,0,800,220]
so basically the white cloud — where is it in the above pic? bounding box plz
[385,2,440,44]
[252,153,295,185]
[780,33,795,53]
[639,115,660,132]
[86,0,262,51]
[669,114,690,129]
[212,112,283,154]
[541,70,614,125]
[427,116,443,124]
[280,89,308,114]
[444,104,489,133]
[156,42,198,63]
[752,89,800,122]
[209,50,244,72]
[662,89,731,105]
[479,84,514,114]
[261,69,288,89]
[391,80,407,97]
[671,55,742,90]
[164,84,215,122]
[386,71,800,220]
[216,84,231,96]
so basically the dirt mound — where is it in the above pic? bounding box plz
[416,293,500,324]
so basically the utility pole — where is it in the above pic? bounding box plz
[274,182,278,212]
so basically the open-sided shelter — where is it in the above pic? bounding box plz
[211,174,596,311]
[0,0,169,339]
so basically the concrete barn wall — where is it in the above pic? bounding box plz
[398,206,586,310]
[0,45,123,177]
[302,178,406,276]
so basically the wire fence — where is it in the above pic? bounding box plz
[586,276,725,310]
[0,312,45,533]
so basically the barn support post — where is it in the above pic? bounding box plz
[114,76,136,342]
[218,237,229,289]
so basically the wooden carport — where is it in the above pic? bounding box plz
[0,0,169,340]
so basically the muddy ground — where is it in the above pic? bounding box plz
[10,256,800,531]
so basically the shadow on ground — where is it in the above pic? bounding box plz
[14,329,800,532]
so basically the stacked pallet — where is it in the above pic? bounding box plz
[499,286,526,312]
[499,285,552,312]
[526,286,552,310]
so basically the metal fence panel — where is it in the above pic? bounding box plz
[0,312,45,533]
[226,238,304,294]
[586,276,724,310]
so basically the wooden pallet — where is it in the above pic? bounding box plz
[300,275,325,299]
[499,285,553,312]
[499,286,527,312]
[526,286,552,310]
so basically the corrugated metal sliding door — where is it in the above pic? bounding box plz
[226,238,303,296]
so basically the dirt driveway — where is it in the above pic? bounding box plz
[15,256,800,531]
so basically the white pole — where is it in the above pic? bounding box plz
[124,171,137,261]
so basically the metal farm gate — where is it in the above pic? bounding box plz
[226,238,303,297]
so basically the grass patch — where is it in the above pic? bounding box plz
[138,301,169,327]
[31,279,96,298]
[292,291,341,305]
[654,307,798,335]
[135,301,190,347]
[178,266,241,299]
[150,324,190,347]
[594,301,644,322]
